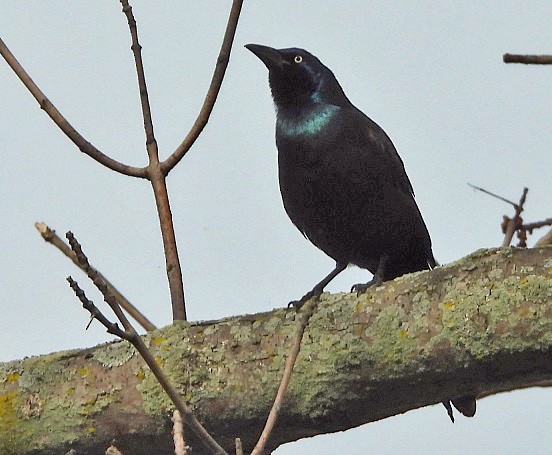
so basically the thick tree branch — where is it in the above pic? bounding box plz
[162,0,244,173]
[1,247,551,454]
[0,37,147,178]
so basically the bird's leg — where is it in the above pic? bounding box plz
[351,253,389,294]
[289,262,347,309]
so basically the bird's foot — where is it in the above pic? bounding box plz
[351,276,383,295]
[288,288,322,310]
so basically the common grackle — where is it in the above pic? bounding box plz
[246,43,476,422]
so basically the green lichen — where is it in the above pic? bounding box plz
[93,340,136,367]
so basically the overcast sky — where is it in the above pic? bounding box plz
[1,2,551,454]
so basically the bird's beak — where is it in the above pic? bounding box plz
[245,44,289,71]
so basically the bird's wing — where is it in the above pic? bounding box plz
[348,106,415,197]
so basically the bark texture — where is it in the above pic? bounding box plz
[1,247,551,454]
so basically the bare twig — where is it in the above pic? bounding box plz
[522,218,552,233]
[504,53,552,65]
[66,235,228,455]
[120,0,159,164]
[251,299,318,455]
[35,222,156,331]
[162,0,244,173]
[172,410,189,455]
[105,444,124,455]
[468,183,518,208]
[502,187,528,247]
[235,438,243,455]
[0,38,146,178]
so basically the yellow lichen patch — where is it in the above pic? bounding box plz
[0,391,17,429]
[356,302,364,312]
[517,306,533,318]
[78,367,92,378]
[399,329,409,338]
[519,277,528,286]
[155,358,166,366]
[443,300,456,310]
[152,336,166,346]
[6,372,20,383]
[136,370,145,380]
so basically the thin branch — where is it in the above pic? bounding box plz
[521,218,552,233]
[35,222,156,331]
[235,438,243,455]
[119,0,159,164]
[503,53,552,65]
[502,187,528,247]
[251,298,318,455]
[468,183,518,208]
[0,37,147,178]
[117,0,187,321]
[66,237,228,455]
[105,445,124,455]
[172,410,189,455]
[162,0,244,173]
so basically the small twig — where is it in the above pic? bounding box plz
[105,444,124,455]
[119,0,159,165]
[251,299,319,455]
[35,223,156,331]
[172,410,189,455]
[0,38,146,178]
[66,238,228,455]
[162,0,244,173]
[468,183,518,208]
[235,438,243,455]
[503,53,552,65]
[502,188,528,247]
[67,278,126,337]
[521,218,552,233]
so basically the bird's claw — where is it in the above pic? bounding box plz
[288,289,322,310]
[351,277,382,295]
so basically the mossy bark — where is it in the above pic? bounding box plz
[1,247,551,454]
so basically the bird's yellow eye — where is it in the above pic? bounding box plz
[294,55,303,63]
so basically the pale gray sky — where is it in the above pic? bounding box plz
[1,2,551,454]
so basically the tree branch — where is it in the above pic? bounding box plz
[34,222,156,331]
[65,232,227,455]
[503,53,552,65]
[2,247,551,454]
[119,0,159,164]
[162,0,244,173]
[251,298,318,455]
[0,37,147,178]
[502,187,528,247]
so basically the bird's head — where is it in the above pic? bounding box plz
[245,44,348,113]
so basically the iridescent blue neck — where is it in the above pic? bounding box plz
[276,103,340,137]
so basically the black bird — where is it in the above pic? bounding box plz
[246,43,476,422]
